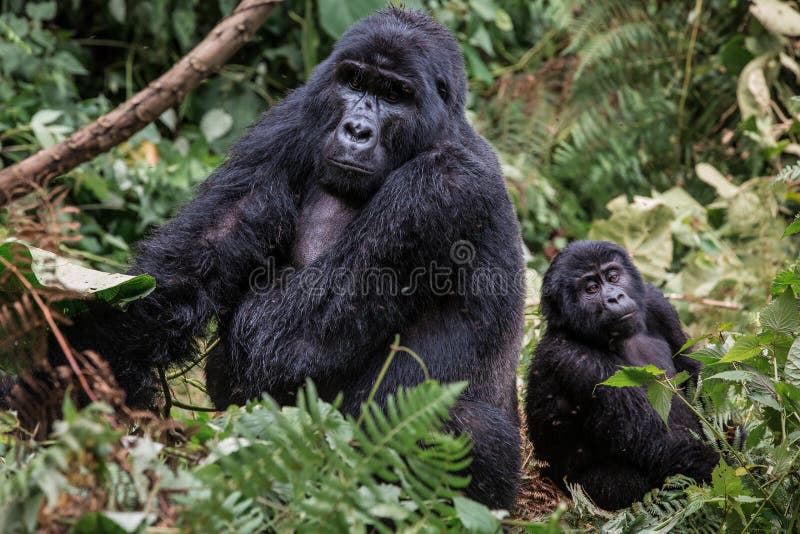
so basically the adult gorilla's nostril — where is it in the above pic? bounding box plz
[342,120,373,143]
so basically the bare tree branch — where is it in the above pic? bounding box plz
[0,0,282,206]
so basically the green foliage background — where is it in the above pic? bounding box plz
[3,0,800,532]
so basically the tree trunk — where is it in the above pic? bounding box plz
[0,0,282,206]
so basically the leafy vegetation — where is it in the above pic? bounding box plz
[2,0,800,532]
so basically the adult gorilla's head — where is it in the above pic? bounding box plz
[304,9,467,202]
[540,241,647,344]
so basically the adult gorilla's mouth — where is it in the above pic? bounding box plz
[327,157,375,175]
[616,311,636,322]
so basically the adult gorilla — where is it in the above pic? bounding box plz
[525,241,718,510]
[58,9,525,508]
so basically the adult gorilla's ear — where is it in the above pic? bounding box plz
[436,79,449,102]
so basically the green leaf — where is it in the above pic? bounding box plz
[695,163,739,199]
[453,496,500,533]
[494,9,513,31]
[588,197,674,280]
[317,0,385,39]
[52,51,88,76]
[760,289,800,335]
[72,513,128,534]
[786,337,800,387]
[172,6,197,51]
[675,334,709,356]
[600,365,665,388]
[750,0,800,36]
[646,381,674,426]
[200,109,234,143]
[0,241,155,306]
[460,43,493,83]
[771,267,800,297]
[708,370,755,382]
[108,0,126,23]
[710,459,743,500]
[24,2,56,21]
[719,334,763,363]
[470,0,498,20]
[785,215,800,237]
[0,410,19,433]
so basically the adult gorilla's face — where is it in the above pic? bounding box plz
[540,241,647,343]
[308,9,467,203]
[320,59,409,198]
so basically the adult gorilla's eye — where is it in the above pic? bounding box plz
[384,89,400,103]
[607,271,619,283]
[348,75,363,91]
[585,281,600,294]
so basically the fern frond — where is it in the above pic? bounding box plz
[180,380,475,533]
[574,21,659,81]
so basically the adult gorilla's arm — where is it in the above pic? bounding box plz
[65,92,309,403]
[230,143,507,397]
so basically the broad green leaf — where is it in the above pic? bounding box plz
[24,1,56,21]
[470,0,498,21]
[687,343,726,364]
[108,0,126,23]
[750,0,800,36]
[774,382,800,410]
[588,197,674,280]
[52,51,88,75]
[760,289,800,335]
[695,163,739,199]
[461,43,493,83]
[786,336,800,387]
[646,381,673,426]
[784,215,800,237]
[0,410,19,433]
[737,54,772,121]
[771,267,800,296]
[494,9,513,31]
[719,334,763,363]
[0,241,154,306]
[317,0,385,39]
[72,513,128,534]
[708,370,755,382]
[675,334,710,356]
[200,109,233,143]
[453,496,500,533]
[600,365,665,388]
[710,459,743,500]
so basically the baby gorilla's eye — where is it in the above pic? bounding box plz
[585,281,600,294]
[607,271,619,283]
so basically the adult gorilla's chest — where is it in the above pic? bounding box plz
[291,189,359,266]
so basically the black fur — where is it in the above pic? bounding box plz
[55,9,524,509]
[524,241,718,510]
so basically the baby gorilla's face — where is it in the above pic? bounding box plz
[575,258,644,338]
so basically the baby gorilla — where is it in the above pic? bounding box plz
[525,241,718,510]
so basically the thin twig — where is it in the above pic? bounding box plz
[677,0,703,133]
[664,293,740,311]
[0,255,98,402]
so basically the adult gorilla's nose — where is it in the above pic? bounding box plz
[340,118,376,147]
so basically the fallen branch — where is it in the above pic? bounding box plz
[664,293,741,311]
[0,0,281,205]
